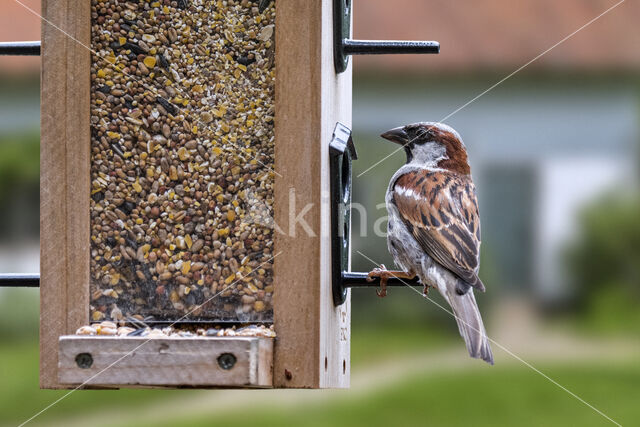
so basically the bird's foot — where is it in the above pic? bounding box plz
[422,284,430,297]
[367,266,417,298]
[376,278,388,298]
[367,265,389,297]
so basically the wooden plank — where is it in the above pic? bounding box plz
[40,0,91,389]
[273,0,351,388]
[318,0,352,389]
[58,337,273,388]
[64,0,91,345]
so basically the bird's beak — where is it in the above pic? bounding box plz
[380,126,409,145]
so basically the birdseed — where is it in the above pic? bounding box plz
[76,321,276,338]
[89,0,275,323]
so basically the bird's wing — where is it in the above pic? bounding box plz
[392,170,484,290]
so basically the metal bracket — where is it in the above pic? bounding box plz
[330,123,357,305]
[333,0,440,73]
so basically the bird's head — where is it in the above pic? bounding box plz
[381,122,470,175]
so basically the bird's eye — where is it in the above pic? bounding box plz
[417,128,432,140]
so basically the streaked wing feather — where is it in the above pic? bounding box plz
[393,170,482,287]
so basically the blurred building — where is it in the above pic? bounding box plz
[352,0,640,302]
[0,0,40,277]
[0,0,40,134]
[0,0,40,75]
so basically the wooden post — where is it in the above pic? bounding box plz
[273,0,351,388]
[40,0,91,389]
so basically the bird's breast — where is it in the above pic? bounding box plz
[385,190,424,274]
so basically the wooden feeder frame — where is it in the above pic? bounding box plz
[40,0,351,389]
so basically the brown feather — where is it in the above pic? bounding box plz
[434,128,470,175]
[393,169,484,291]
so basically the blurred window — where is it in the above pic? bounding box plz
[480,165,536,292]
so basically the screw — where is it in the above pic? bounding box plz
[217,353,237,370]
[75,353,93,369]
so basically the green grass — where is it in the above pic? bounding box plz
[0,341,196,426]
[351,323,455,365]
[0,294,635,427]
[0,131,39,198]
[151,363,638,427]
[0,323,448,426]
[0,131,40,241]
[2,337,638,427]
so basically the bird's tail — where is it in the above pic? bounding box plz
[443,288,494,365]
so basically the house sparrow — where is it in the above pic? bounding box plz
[368,122,494,364]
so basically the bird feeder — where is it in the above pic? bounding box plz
[37,0,438,389]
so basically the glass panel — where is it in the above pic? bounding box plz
[89,0,275,323]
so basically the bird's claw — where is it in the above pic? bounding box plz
[367,265,388,298]
[422,284,430,297]
[366,264,387,281]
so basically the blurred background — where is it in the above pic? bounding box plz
[1,0,639,425]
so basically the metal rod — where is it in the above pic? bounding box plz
[342,271,421,288]
[0,274,40,288]
[0,41,41,56]
[343,39,440,56]
[0,271,423,289]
